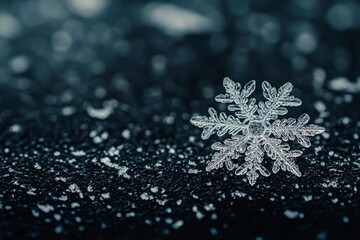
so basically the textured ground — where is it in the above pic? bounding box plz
[0,0,360,239]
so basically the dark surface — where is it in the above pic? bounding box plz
[0,0,360,239]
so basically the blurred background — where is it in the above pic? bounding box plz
[0,0,360,239]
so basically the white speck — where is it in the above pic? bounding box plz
[62,106,75,116]
[93,136,102,144]
[295,31,317,54]
[9,124,22,133]
[27,189,36,195]
[313,68,326,88]
[54,151,60,156]
[204,203,215,211]
[68,183,83,198]
[72,150,86,156]
[150,187,159,193]
[100,157,130,178]
[314,101,326,113]
[165,218,173,224]
[210,228,218,235]
[192,205,205,219]
[188,169,199,174]
[107,146,122,157]
[37,204,54,213]
[326,3,356,31]
[58,195,68,201]
[284,210,302,219]
[54,214,62,221]
[55,225,63,234]
[164,116,175,124]
[86,104,113,120]
[66,0,109,18]
[232,191,247,198]
[169,148,175,154]
[10,55,30,74]
[143,2,221,36]
[101,132,108,139]
[343,216,350,223]
[0,13,22,39]
[322,132,330,139]
[188,160,196,166]
[156,199,167,206]
[55,177,67,182]
[329,77,360,93]
[32,209,40,217]
[140,192,153,201]
[303,195,313,201]
[101,193,110,199]
[342,117,350,125]
[126,212,135,217]
[71,202,80,208]
[122,129,131,139]
[34,163,41,170]
[172,220,184,229]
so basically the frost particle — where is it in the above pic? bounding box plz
[172,220,184,229]
[284,210,303,219]
[150,187,159,193]
[37,204,54,213]
[72,150,86,156]
[122,129,131,139]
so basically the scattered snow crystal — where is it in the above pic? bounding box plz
[100,157,130,178]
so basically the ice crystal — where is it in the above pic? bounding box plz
[190,78,325,185]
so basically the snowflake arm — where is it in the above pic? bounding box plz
[258,81,302,121]
[206,136,248,172]
[215,78,258,119]
[262,136,303,177]
[267,113,325,147]
[234,138,270,186]
[190,108,247,140]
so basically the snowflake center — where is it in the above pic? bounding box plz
[248,122,265,136]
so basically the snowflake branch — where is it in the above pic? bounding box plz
[235,138,270,185]
[190,108,247,139]
[206,136,248,172]
[258,81,302,121]
[215,77,258,119]
[262,136,303,177]
[267,113,325,147]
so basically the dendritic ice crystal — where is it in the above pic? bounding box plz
[190,78,325,185]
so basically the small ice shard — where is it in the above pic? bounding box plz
[143,2,222,36]
[328,77,360,93]
[100,157,130,178]
[37,204,54,213]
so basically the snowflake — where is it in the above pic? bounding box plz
[190,78,325,185]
